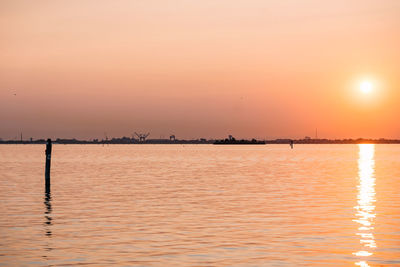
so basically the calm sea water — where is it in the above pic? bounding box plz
[0,144,399,266]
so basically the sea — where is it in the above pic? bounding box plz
[0,144,399,266]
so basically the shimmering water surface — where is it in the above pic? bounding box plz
[1,144,399,266]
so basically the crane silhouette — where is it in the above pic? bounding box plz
[103,132,109,146]
[134,132,150,142]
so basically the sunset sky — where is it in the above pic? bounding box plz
[1,0,399,140]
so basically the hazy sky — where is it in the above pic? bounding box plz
[1,0,399,140]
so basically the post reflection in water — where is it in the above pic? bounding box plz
[43,187,53,261]
[353,144,376,267]
[44,190,52,237]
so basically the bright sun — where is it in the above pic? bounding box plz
[360,81,373,94]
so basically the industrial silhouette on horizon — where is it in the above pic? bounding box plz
[134,132,150,142]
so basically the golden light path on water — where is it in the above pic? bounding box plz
[354,144,376,267]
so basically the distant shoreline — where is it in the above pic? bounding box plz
[1,138,399,145]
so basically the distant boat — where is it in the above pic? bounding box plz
[213,135,265,145]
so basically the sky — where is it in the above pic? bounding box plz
[1,0,400,140]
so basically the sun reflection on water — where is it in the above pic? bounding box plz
[353,144,376,266]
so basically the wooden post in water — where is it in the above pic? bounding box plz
[45,139,52,192]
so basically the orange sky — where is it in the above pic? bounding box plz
[1,0,399,140]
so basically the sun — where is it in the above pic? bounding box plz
[360,81,373,94]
